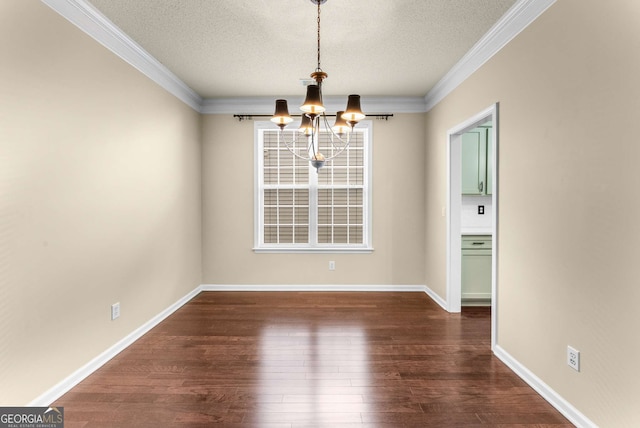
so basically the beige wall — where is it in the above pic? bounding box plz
[202,114,425,286]
[4,0,637,424]
[424,0,640,425]
[0,1,202,405]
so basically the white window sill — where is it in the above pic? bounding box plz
[254,246,374,254]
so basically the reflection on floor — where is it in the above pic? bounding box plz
[55,292,571,427]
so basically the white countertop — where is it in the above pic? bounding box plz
[461,228,493,235]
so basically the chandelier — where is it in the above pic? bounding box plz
[270,0,365,171]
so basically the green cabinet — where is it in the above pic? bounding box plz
[461,235,492,305]
[462,127,492,195]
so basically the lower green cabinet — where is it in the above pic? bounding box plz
[461,235,492,305]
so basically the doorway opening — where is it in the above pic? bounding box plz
[447,104,498,350]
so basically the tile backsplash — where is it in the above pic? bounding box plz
[461,195,492,233]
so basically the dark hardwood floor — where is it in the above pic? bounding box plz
[54,292,572,427]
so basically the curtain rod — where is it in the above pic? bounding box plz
[233,114,393,122]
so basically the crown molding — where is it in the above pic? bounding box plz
[41,0,554,115]
[41,0,203,111]
[201,96,426,115]
[201,97,298,115]
[424,0,556,112]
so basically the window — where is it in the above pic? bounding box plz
[254,121,372,253]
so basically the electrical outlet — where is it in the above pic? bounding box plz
[478,205,485,215]
[329,261,336,271]
[567,345,580,371]
[111,302,120,320]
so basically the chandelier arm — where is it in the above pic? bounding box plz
[278,130,315,161]
[323,136,350,161]
[322,113,349,144]
[318,114,351,161]
[274,114,356,162]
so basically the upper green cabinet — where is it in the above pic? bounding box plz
[462,126,492,195]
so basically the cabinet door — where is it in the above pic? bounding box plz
[461,131,482,195]
[461,249,492,301]
[462,235,491,303]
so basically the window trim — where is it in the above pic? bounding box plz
[254,120,373,253]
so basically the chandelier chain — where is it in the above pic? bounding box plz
[316,0,321,72]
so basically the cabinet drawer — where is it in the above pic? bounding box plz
[462,235,492,250]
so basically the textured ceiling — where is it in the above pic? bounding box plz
[87,0,518,99]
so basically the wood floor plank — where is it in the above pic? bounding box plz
[54,292,572,426]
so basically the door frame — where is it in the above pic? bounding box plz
[446,103,499,350]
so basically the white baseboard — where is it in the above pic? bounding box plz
[28,285,203,406]
[493,345,596,428]
[27,284,446,406]
[201,284,428,292]
[202,284,450,310]
[422,284,448,311]
[29,284,594,427]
